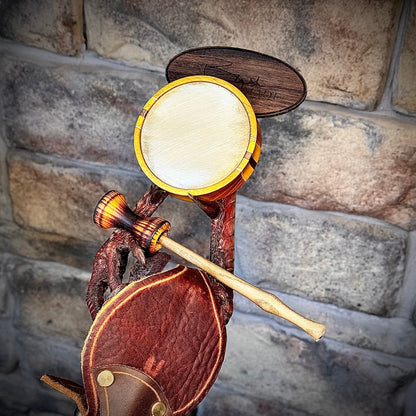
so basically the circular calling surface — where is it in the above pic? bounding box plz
[135,76,257,198]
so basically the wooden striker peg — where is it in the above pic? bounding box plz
[94,190,326,342]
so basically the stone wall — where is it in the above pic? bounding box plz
[0,0,415,415]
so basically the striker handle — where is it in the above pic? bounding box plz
[93,191,326,341]
[160,235,325,341]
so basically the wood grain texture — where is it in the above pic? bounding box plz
[166,47,307,118]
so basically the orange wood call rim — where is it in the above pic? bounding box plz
[134,75,260,201]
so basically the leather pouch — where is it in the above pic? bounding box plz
[43,265,226,416]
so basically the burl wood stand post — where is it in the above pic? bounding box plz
[42,48,325,416]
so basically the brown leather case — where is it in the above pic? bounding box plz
[43,265,226,416]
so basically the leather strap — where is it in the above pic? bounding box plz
[92,364,173,416]
[40,374,88,414]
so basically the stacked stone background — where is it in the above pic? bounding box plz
[0,0,415,415]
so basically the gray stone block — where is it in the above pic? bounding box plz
[0,0,84,55]
[0,130,12,223]
[404,379,416,416]
[84,0,400,109]
[0,256,11,317]
[7,149,210,254]
[1,49,165,170]
[199,387,310,416]
[0,320,17,374]
[0,221,102,272]
[213,313,416,416]
[0,409,28,416]
[29,413,67,416]
[5,253,91,344]
[7,149,149,241]
[233,290,416,358]
[242,105,416,231]
[0,369,75,415]
[396,230,416,322]
[16,332,83,386]
[235,196,407,316]
[199,388,274,416]
[393,1,416,115]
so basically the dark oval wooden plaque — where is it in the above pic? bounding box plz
[166,46,307,118]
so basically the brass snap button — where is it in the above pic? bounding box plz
[151,401,166,416]
[97,370,114,387]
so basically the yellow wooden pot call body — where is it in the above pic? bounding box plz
[134,76,261,202]
[94,191,326,342]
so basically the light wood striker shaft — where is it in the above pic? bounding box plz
[160,235,325,341]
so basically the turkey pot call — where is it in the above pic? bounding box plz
[134,75,261,201]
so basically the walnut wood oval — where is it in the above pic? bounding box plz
[166,47,307,118]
